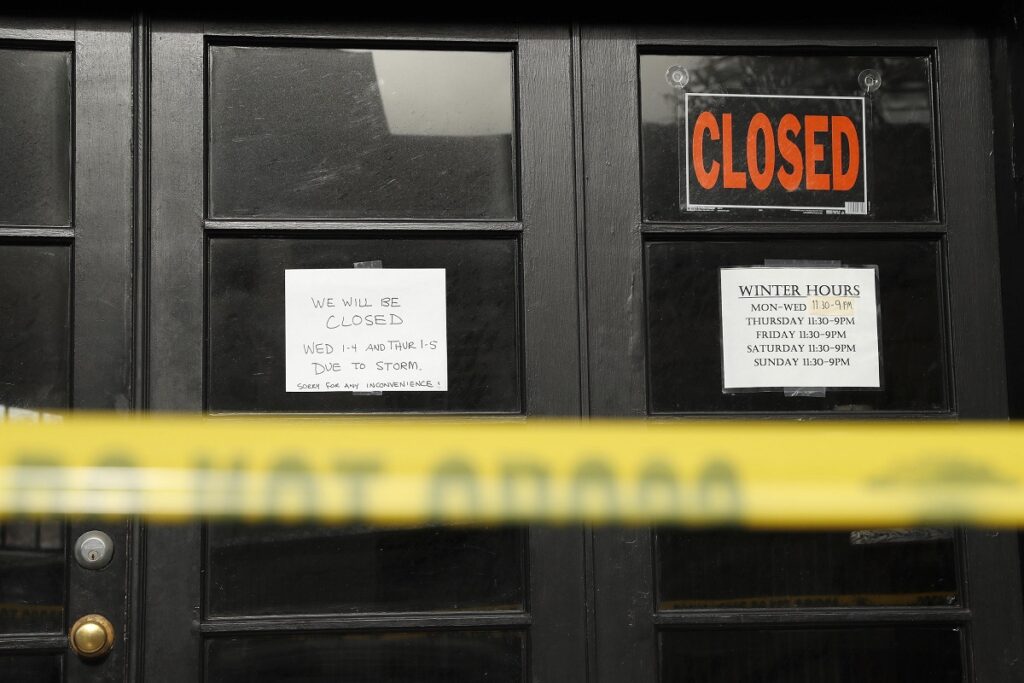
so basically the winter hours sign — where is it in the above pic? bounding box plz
[285,269,448,392]
[719,267,880,391]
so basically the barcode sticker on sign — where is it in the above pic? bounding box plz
[845,201,868,215]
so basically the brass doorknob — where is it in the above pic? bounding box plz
[69,614,115,659]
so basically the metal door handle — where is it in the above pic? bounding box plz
[69,614,115,659]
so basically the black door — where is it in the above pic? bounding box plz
[581,23,1024,683]
[0,16,134,683]
[142,20,586,682]
[4,15,1024,683]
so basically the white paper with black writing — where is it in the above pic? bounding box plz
[720,267,880,390]
[285,269,447,392]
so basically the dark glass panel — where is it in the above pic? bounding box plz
[0,48,72,227]
[208,46,516,220]
[660,628,962,682]
[206,236,520,413]
[645,238,947,412]
[0,243,71,410]
[0,655,62,682]
[206,524,525,616]
[657,528,956,609]
[205,630,524,683]
[0,520,65,633]
[640,54,936,222]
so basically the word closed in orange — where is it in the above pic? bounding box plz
[684,94,868,214]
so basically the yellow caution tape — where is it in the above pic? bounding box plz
[1,414,1022,526]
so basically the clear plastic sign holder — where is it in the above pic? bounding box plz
[667,65,883,216]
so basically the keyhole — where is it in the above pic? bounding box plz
[75,531,113,570]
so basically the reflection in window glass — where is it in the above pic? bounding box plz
[640,54,936,222]
[206,236,521,414]
[0,48,72,227]
[206,630,524,683]
[645,238,949,413]
[206,524,526,616]
[657,528,956,609]
[0,655,62,682]
[0,519,65,633]
[660,628,962,682]
[208,46,517,220]
[0,244,71,410]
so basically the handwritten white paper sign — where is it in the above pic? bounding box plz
[285,269,448,393]
[720,267,880,390]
